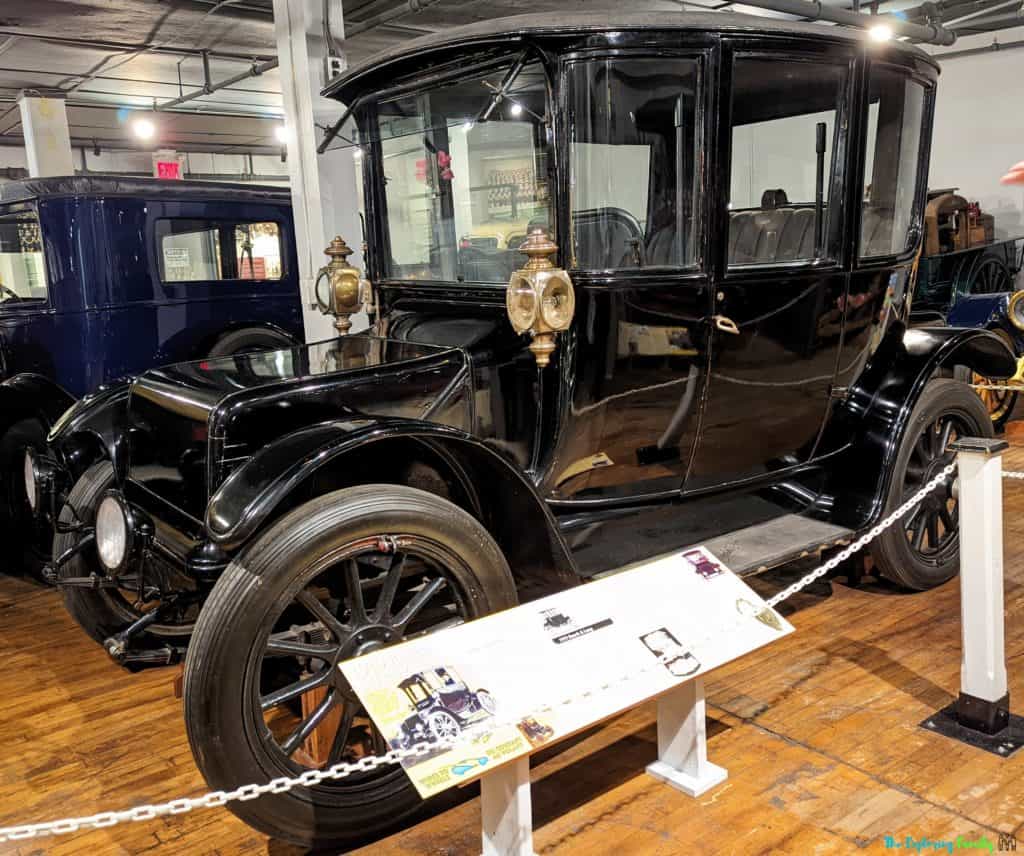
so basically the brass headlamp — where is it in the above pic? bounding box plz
[315,236,373,335]
[506,228,575,368]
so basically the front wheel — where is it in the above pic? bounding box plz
[183,484,517,850]
[870,378,992,590]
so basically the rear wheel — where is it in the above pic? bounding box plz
[183,484,516,850]
[870,378,992,590]
[208,327,296,357]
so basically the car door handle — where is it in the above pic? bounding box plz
[713,315,740,335]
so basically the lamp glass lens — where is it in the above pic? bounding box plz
[95,496,128,570]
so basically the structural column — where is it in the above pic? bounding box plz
[272,0,364,342]
[17,89,74,178]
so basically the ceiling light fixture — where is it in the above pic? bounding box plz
[274,124,288,144]
[869,23,894,42]
[509,102,523,117]
[131,118,156,141]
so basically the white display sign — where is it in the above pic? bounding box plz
[341,546,793,798]
[163,246,191,280]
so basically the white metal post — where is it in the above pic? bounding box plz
[646,677,728,796]
[480,756,536,856]
[952,437,1009,733]
[17,89,74,178]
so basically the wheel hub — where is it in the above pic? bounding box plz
[330,623,403,697]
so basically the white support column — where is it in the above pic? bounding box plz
[646,677,728,796]
[17,89,74,178]
[272,0,364,343]
[480,756,536,856]
[952,437,1009,732]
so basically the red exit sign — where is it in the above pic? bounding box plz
[155,160,181,180]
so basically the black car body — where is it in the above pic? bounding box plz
[29,12,1015,850]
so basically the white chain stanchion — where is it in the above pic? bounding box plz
[0,463,959,845]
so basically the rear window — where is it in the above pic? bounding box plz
[156,219,283,283]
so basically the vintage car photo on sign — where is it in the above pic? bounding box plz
[0,177,303,577]
[27,12,1014,850]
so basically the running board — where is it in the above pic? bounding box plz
[701,515,853,577]
[592,514,853,580]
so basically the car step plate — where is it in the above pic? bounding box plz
[593,514,853,581]
[699,515,853,577]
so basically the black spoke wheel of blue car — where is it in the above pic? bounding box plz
[869,378,992,591]
[183,484,517,850]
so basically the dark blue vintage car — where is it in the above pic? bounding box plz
[0,176,304,570]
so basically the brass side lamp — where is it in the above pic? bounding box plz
[506,228,575,368]
[315,236,373,335]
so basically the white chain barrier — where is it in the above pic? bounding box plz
[0,462,959,844]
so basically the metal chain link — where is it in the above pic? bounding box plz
[0,462,958,844]
[1004,471,1024,480]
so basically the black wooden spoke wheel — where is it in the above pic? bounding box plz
[969,256,1013,295]
[870,379,992,590]
[183,484,516,850]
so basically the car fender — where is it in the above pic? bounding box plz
[206,418,579,594]
[0,373,76,441]
[947,293,1010,333]
[45,379,132,481]
[823,324,1015,530]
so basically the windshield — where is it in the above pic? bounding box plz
[375,60,550,283]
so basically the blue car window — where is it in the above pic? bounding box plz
[156,218,284,283]
[0,211,47,303]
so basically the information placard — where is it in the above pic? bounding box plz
[340,546,793,797]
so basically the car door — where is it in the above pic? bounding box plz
[686,42,856,494]
[0,204,56,384]
[543,51,711,504]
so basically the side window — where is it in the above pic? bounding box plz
[156,219,222,282]
[728,57,848,266]
[860,66,927,258]
[567,57,701,270]
[0,211,47,303]
[156,219,283,282]
[235,222,283,280]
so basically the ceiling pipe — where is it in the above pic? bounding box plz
[943,0,1022,26]
[154,58,280,112]
[342,0,444,38]
[736,0,958,42]
[0,31,276,63]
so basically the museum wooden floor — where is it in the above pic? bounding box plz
[4,450,1024,855]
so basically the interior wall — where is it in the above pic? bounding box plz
[0,146,290,182]
[929,33,1024,241]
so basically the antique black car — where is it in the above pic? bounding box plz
[391,667,496,749]
[25,12,1015,849]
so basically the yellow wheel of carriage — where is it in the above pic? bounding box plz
[962,328,1020,430]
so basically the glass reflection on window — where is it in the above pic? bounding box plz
[376,61,551,283]
[568,57,702,270]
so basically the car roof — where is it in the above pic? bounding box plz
[0,175,291,206]
[325,11,937,103]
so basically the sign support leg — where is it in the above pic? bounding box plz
[481,756,536,856]
[922,437,1024,756]
[646,677,728,796]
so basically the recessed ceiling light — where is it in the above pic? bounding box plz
[274,124,288,144]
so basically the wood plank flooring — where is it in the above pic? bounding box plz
[3,447,1024,855]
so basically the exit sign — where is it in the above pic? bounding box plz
[152,150,185,180]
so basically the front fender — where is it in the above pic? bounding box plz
[946,293,1010,334]
[206,418,579,595]
[46,379,132,481]
[0,373,75,438]
[823,324,1014,530]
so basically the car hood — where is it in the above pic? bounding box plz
[126,334,472,518]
